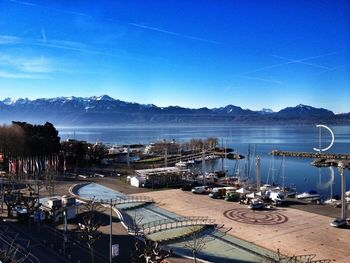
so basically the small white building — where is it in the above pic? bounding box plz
[130,176,146,188]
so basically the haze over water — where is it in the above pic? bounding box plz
[59,124,350,198]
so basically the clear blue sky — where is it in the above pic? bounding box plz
[0,0,349,112]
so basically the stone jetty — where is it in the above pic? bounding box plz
[271,150,350,160]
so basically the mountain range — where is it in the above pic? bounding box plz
[0,95,349,126]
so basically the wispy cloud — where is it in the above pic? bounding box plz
[0,53,53,73]
[129,23,223,45]
[243,76,283,85]
[9,0,91,17]
[41,27,47,44]
[0,33,90,53]
[0,70,49,79]
[0,35,21,44]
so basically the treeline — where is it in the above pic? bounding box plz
[0,121,60,157]
[149,137,219,155]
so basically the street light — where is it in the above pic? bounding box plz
[330,162,347,228]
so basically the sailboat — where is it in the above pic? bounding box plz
[324,167,340,206]
[260,155,277,192]
[175,143,189,168]
[279,155,296,197]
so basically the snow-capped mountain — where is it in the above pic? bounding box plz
[0,95,347,126]
[259,108,274,114]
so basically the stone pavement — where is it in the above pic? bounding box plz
[132,189,350,263]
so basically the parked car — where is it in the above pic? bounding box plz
[181,181,199,191]
[330,218,347,228]
[209,188,226,199]
[191,186,208,194]
[225,192,240,202]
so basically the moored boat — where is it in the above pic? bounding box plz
[175,161,188,168]
[296,190,320,201]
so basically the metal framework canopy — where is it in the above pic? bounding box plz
[313,124,335,152]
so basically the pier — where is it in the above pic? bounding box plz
[271,150,350,160]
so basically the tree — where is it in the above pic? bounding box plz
[132,240,171,263]
[184,225,231,263]
[77,199,102,263]
[19,193,39,226]
[3,189,21,218]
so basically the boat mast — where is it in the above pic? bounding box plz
[247,144,250,179]
[224,140,227,184]
[255,155,260,191]
[282,155,285,189]
[221,138,224,172]
[272,154,275,185]
[202,148,206,186]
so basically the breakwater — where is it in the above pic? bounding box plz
[271,150,350,159]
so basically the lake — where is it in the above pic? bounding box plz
[58,124,350,198]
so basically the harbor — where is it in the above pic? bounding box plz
[1,124,350,262]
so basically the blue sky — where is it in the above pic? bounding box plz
[0,0,349,112]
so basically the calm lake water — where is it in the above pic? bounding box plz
[58,125,350,198]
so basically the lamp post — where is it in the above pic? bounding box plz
[338,162,346,221]
[110,198,112,263]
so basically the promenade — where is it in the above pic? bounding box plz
[133,189,350,262]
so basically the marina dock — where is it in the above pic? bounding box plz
[271,150,350,160]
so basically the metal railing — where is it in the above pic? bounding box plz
[98,195,153,205]
[129,216,215,235]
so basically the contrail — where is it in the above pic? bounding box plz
[41,27,46,44]
[273,55,330,69]
[129,23,223,45]
[239,51,344,75]
[243,76,283,85]
[9,0,91,17]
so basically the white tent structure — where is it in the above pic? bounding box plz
[246,192,259,199]
[236,187,251,194]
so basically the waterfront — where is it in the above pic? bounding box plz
[73,181,350,262]
[59,125,350,197]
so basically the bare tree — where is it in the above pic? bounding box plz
[3,190,21,218]
[132,240,171,263]
[184,225,231,263]
[19,194,39,226]
[77,199,102,263]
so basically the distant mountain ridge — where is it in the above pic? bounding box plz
[0,95,349,125]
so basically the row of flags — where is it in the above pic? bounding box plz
[8,155,60,175]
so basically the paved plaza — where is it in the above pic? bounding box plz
[133,189,350,263]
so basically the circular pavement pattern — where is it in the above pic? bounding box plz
[223,208,288,225]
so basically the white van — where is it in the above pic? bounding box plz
[191,186,207,194]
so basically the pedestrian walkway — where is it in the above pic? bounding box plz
[135,189,350,262]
